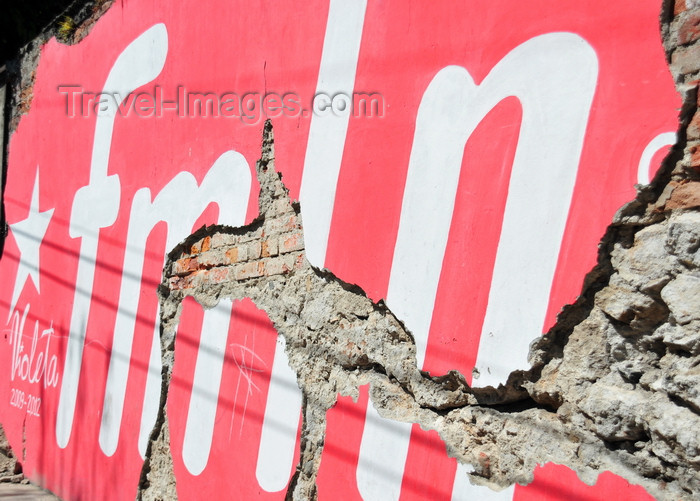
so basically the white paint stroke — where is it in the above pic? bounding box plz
[299,0,368,268]
[637,132,675,185]
[57,24,168,449]
[358,33,598,500]
[256,337,303,491]
[256,0,367,490]
[182,300,234,475]
[97,151,251,457]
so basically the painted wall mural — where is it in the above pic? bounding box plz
[0,0,680,499]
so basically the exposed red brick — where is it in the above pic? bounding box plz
[225,247,239,263]
[264,256,288,276]
[688,111,700,139]
[265,214,299,234]
[665,181,700,209]
[201,236,211,252]
[236,261,265,280]
[169,270,203,290]
[679,10,700,45]
[676,0,688,16]
[211,232,239,249]
[261,240,271,257]
[246,241,262,260]
[280,233,304,254]
[691,149,700,172]
[173,257,200,276]
[285,215,300,230]
[208,267,230,284]
[197,250,228,268]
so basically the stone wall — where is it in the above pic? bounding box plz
[129,3,700,499]
[0,1,697,500]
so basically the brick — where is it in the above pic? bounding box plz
[689,145,700,171]
[238,226,264,243]
[665,181,700,209]
[261,238,279,257]
[285,253,300,271]
[172,251,225,272]
[211,233,238,249]
[169,270,204,290]
[196,249,226,268]
[688,141,700,162]
[245,241,262,260]
[206,266,230,284]
[235,260,265,280]
[173,257,199,276]
[679,10,700,45]
[225,247,240,263]
[688,111,700,139]
[286,215,300,230]
[264,256,289,276]
[676,0,688,16]
[279,232,304,254]
[672,44,700,75]
[201,236,211,252]
[262,253,301,276]
[264,214,299,234]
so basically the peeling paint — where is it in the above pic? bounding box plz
[140,118,700,500]
[0,1,698,500]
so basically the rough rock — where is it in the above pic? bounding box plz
[132,2,700,499]
[134,119,700,500]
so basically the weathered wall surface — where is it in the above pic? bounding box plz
[142,119,700,500]
[0,0,697,500]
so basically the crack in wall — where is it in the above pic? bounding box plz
[0,1,694,500]
[139,89,700,501]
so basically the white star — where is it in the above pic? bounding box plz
[8,168,54,320]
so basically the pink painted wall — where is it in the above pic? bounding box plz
[0,1,679,499]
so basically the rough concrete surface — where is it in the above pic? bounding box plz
[0,423,21,483]
[0,425,60,500]
[0,1,698,501]
[135,4,700,496]
[138,111,700,500]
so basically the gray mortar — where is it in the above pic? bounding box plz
[0,423,21,483]
[138,103,700,501]
[0,0,696,500]
[136,7,700,497]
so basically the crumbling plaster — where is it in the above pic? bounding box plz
[0,1,698,500]
[133,3,700,499]
[139,113,698,501]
